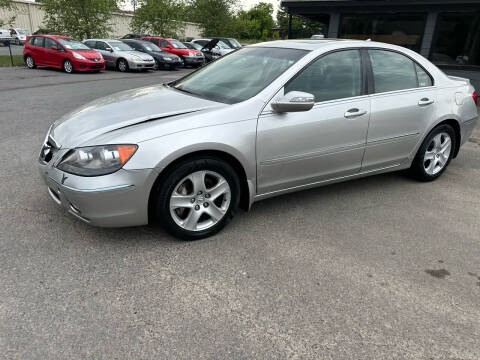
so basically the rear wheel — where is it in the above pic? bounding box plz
[25,55,36,69]
[154,156,240,240]
[117,58,128,72]
[409,124,456,181]
[63,59,74,73]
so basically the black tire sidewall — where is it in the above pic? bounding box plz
[410,124,456,181]
[155,157,241,240]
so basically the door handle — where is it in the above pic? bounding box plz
[344,108,367,119]
[418,98,434,106]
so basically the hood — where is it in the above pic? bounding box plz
[51,85,222,148]
[75,49,102,59]
[125,50,153,61]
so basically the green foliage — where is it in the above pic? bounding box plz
[186,0,238,37]
[131,0,186,37]
[38,0,120,39]
[235,2,275,40]
[277,6,325,39]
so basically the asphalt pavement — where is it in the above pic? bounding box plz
[1,66,479,359]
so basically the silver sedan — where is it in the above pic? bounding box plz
[83,39,155,71]
[39,40,478,240]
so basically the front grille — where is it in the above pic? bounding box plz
[195,53,203,57]
[87,58,101,62]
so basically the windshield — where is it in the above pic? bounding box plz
[57,38,90,50]
[227,38,241,48]
[17,29,29,35]
[142,42,162,52]
[170,40,187,49]
[190,42,203,50]
[173,47,307,104]
[110,41,133,51]
[216,40,230,49]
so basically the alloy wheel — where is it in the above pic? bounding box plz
[26,56,34,68]
[118,59,127,72]
[423,132,452,175]
[169,170,231,231]
[64,60,73,73]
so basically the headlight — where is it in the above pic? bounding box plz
[97,52,103,60]
[164,57,172,61]
[188,51,193,56]
[72,52,86,60]
[57,144,138,176]
[130,55,142,61]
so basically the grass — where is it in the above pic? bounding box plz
[0,55,25,67]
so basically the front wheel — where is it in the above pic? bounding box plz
[154,156,241,240]
[25,55,36,69]
[409,124,456,181]
[117,58,128,72]
[63,59,74,73]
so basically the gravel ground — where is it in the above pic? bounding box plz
[0,66,479,360]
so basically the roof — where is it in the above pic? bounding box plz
[249,39,363,50]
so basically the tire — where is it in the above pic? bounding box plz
[154,156,241,240]
[25,55,36,69]
[409,124,456,182]
[117,58,128,72]
[63,59,74,73]
[178,56,185,68]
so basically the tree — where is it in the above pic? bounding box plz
[186,0,238,37]
[38,0,121,39]
[0,0,16,28]
[277,6,325,39]
[131,0,185,37]
[236,2,274,40]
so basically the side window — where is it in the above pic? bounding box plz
[32,37,44,47]
[160,40,169,48]
[285,50,362,103]
[368,50,418,93]
[95,41,108,50]
[28,36,36,45]
[415,64,433,87]
[84,40,95,48]
[44,38,56,49]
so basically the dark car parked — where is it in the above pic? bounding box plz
[121,33,150,39]
[121,39,183,70]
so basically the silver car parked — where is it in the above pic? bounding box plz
[39,40,478,240]
[83,38,155,71]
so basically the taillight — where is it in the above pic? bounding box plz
[473,91,478,106]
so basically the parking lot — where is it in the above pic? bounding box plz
[1,67,480,359]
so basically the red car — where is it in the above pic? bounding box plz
[23,35,105,73]
[141,36,204,67]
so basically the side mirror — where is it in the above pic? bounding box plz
[271,91,315,113]
[51,45,58,51]
[105,47,113,52]
[166,44,173,49]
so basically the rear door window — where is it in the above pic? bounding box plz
[368,50,419,93]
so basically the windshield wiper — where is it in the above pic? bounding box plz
[174,86,200,97]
